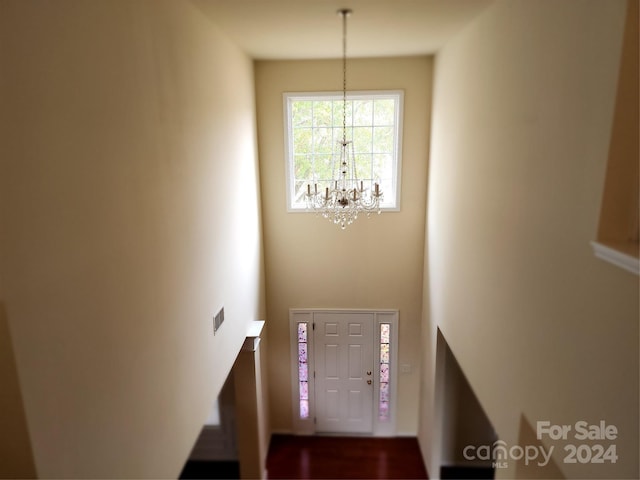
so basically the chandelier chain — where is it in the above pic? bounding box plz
[342,9,347,144]
[303,8,383,229]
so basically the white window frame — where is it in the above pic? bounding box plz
[283,91,404,212]
[289,308,399,437]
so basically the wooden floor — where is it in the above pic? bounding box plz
[266,435,429,479]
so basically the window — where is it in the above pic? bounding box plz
[284,91,403,211]
[379,323,391,421]
[296,322,310,419]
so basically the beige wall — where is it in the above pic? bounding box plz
[255,57,431,434]
[0,0,265,477]
[420,1,638,479]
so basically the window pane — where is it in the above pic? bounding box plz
[313,100,333,127]
[379,401,389,420]
[299,363,308,382]
[380,324,390,343]
[332,128,342,152]
[355,154,372,180]
[298,342,307,361]
[300,400,309,419]
[379,177,393,203]
[313,155,332,181]
[293,101,313,127]
[380,343,389,363]
[372,154,392,178]
[373,126,394,153]
[374,99,395,125]
[294,155,313,180]
[298,323,307,343]
[314,128,333,154]
[293,180,308,207]
[380,382,390,402]
[344,100,353,126]
[299,381,308,400]
[293,128,312,155]
[380,363,389,383]
[353,100,373,126]
[332,101,345,126]
[352,127,372,153]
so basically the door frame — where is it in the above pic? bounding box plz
[289,308,399,436]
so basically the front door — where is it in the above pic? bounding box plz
[313,311,374,433]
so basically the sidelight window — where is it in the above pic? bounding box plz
[379,323,391,421]
[297,322,310,419]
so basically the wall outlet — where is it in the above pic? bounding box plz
[214,307,224,334]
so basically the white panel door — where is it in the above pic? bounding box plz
[314,312,374,433]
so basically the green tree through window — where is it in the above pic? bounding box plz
[285,91,403,211]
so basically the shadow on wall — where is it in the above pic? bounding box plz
[515,414,565,479]
[436,329,497,480]
[0,302,37,478]
[180,372,240,480]
[434,327,566,480]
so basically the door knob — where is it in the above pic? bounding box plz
[367,380,372,385]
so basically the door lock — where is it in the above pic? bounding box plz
[366,371,372,376]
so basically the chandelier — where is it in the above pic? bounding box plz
[304,9,383,229]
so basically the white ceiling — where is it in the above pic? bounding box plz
[192,0,494,60]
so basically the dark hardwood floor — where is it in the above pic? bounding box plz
[266,434,429,479]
